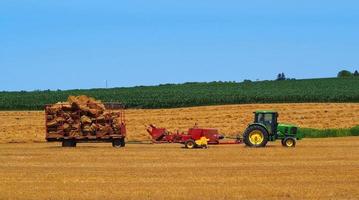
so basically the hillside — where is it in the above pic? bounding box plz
[0,78,359,110]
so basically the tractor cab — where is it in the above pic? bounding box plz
[254,111,278,135]
[243,110,301,148]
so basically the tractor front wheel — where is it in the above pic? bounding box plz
[243,125,269,148]
[282,137,296,147]
[185,139,196,149]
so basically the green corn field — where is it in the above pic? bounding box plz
[0,77,358,110]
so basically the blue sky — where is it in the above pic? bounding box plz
[1,0,358,91]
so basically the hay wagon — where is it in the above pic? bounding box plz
[45,96,126,148]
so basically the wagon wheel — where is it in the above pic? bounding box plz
[62,140,76,147]
[120,138,126,147]
[112,139,122,148]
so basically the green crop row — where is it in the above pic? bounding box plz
[0,77,359,110]
[300,125,359,138]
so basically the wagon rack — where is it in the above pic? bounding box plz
[45,102,126,148]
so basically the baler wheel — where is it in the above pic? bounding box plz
[185,139,196,149]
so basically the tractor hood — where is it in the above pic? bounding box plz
[278,123,303,140]
[278,123,297,128]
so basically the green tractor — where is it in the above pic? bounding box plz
[243,111,303,148]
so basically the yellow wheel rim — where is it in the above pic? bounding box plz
[249,130,264,145]
[286,139,294,147]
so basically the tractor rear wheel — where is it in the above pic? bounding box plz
[185,139,196,149]
[243,125,269,147]
[282,137,296,147]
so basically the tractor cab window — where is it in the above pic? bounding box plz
[256,113,274,124]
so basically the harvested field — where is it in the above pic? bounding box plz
[0,137,358,200]
[0,103,359,143]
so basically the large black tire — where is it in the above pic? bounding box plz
[243,125,269,147]
[282,137,296,148]
[112,139,122,148]
[185,139,196,149]
[62,140,76,147]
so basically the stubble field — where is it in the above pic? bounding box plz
[1,103,359,143]
[0,137,358,200]
[0,103,359,199]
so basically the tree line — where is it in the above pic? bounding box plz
[337,70,359,78]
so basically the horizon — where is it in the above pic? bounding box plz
[0,76,348,92]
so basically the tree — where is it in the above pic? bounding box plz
[354,70,359,76]
[276,73,286,81]
[243,79,252,83]
[337,70,353,78]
